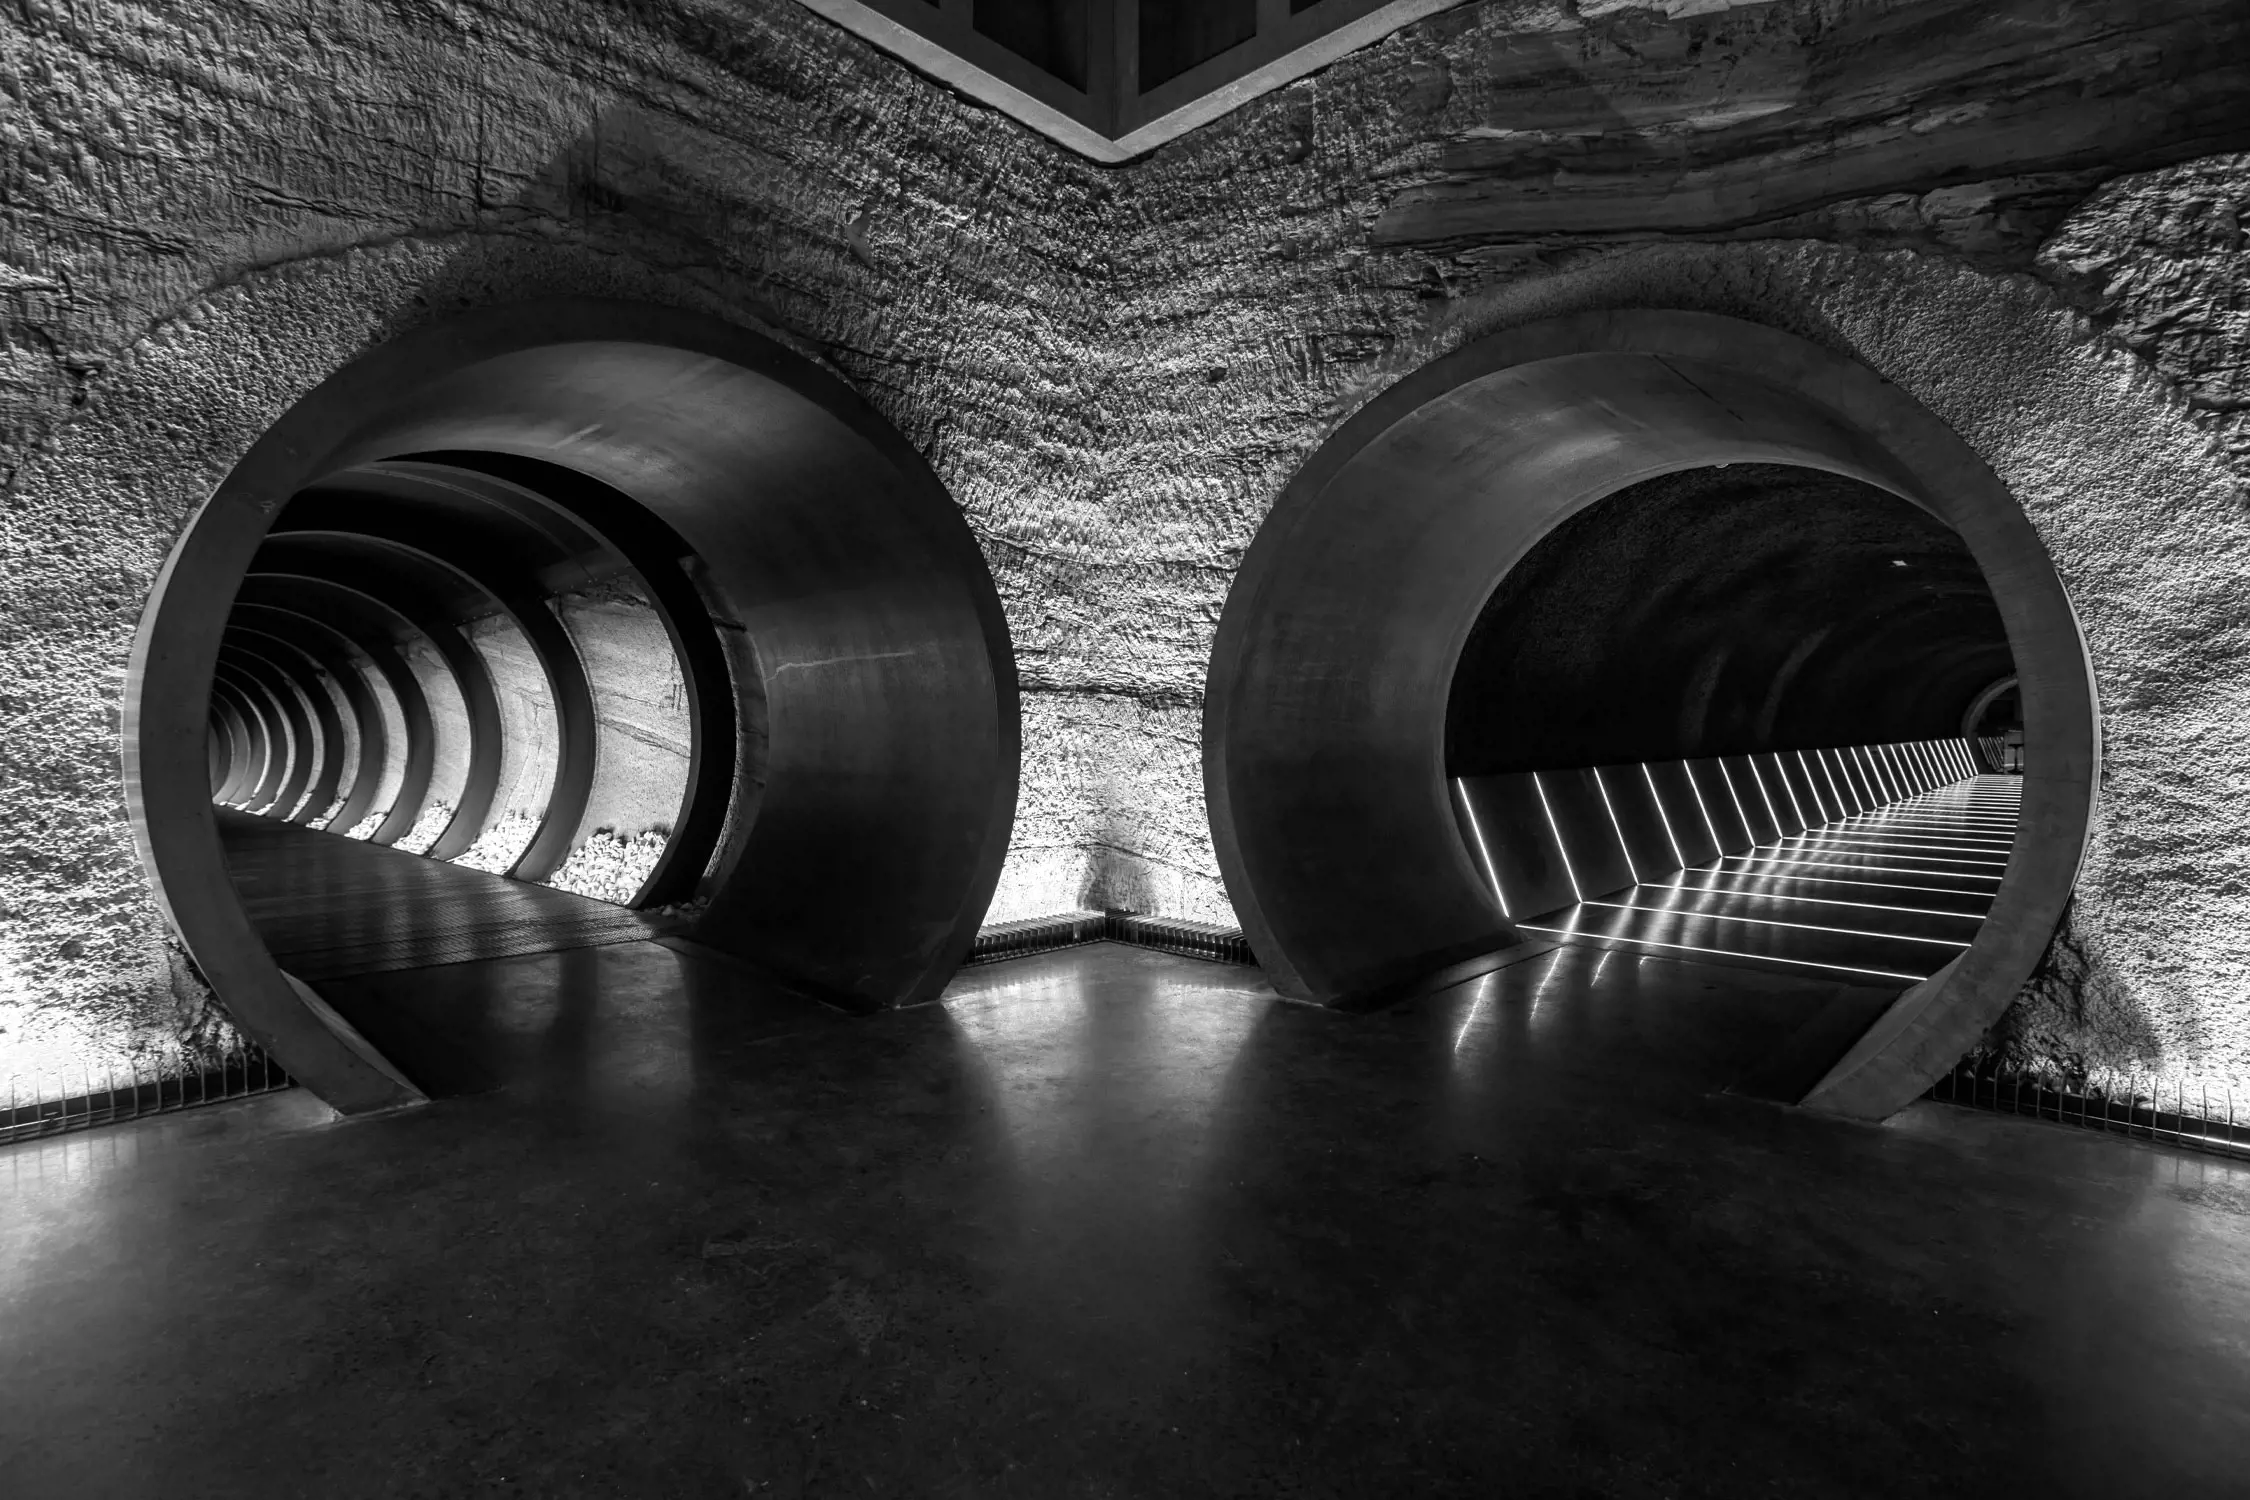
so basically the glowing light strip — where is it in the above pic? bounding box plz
[1662,879,1983,921]
[1682,762,1726,855]
[1852,746,1883,807]
[1868,808,2020,825]
[1766,754,1809,832]
[1754,838,2006,867]
[1712,853,2001,883]
[1454,779,1511,918]
[1795,838,2014,861]
[1851,803,2008,823]
[1873,744,1906,802]
[1817,749,1851,820]
[1793,750,1832,825]
[1782,827,2016,850]
[1865,803,2017,824]
[1837,747,1873,810]
[1895,741,1921,793]
[1815,749,1853,817]
[1799,815,2014,839]
[1896,742,1928,795]
[1714,758,1758,846]
[1780,824,2011,851]
[1863,746,1899,805]
[1518,926,1927,982]
[1578,900,1972,947]
[1936,740,1963,786]
[1818,747,1853,814]
[1591,767,1640,885]
[1861,745,1899,806]
[1806,828,2014,850]
[1908,739,1940,790]
[1532,772,1584,902]
[1642,763,1687,872]
[1863,819,2017,838]
[1804,750,1836,818]
[1682,868,1998,901]
[1743,757,1786,841]
[1883,742,1914,798]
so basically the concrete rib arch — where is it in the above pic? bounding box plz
[127,300,1019,1116]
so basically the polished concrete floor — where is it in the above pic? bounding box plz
[1528,776,2020,984]
[7,940,2250,1497]
[219,808,661,982]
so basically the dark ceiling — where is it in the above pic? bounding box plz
[1446,463,2014,776]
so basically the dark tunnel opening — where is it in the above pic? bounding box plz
[1447,464,2015,776]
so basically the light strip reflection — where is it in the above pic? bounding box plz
[1517,924,1926,982]
[1712,854,2001,883]
[1577,899,1971,947]
[1457,746,2015,984]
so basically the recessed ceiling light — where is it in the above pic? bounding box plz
[1890,559,1908,567]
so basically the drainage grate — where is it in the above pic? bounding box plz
[968,910,1256,967]
[2,1043,294,1147]
[1926,1064,2250,1163]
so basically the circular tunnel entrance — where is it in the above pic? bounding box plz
[1204,311,2097,1120]
[129,301,1019,1114]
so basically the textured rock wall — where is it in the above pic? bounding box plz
[553,581,694,846]
[3,0,2247,1096]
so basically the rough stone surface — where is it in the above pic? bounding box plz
[3,0,2247,1097]
[553,579,694,849]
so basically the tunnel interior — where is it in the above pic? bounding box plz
[208,453,723,909]
[1443,462,2022,986]
[135,303,1019,1115]
[1203,312,2097,1118]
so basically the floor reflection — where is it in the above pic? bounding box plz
[7,940,2250,1495]
[941,947,1272,1401]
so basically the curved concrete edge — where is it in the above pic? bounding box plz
[230,616,392,834]
[253,544,507,864]
[127,298,1017,1114]
[225,633,349,824]
[382,455,743,910]
[1959,675,2019,772]
[318,305,1020,1011]
[281,972,428,1112]
[221,664,308,817]
[264,518,595,878]
[240,577,442,848]
[1206,310,2097,1118]
[126,546,431,1116]
[1806,643,2102,1120]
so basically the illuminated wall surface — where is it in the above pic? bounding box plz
[2,1,2248,1100]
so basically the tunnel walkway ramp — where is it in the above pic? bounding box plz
[1523,776,2021,984]
[218,809,666,983]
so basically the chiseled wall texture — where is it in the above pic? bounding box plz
[2,0,2246,1096]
